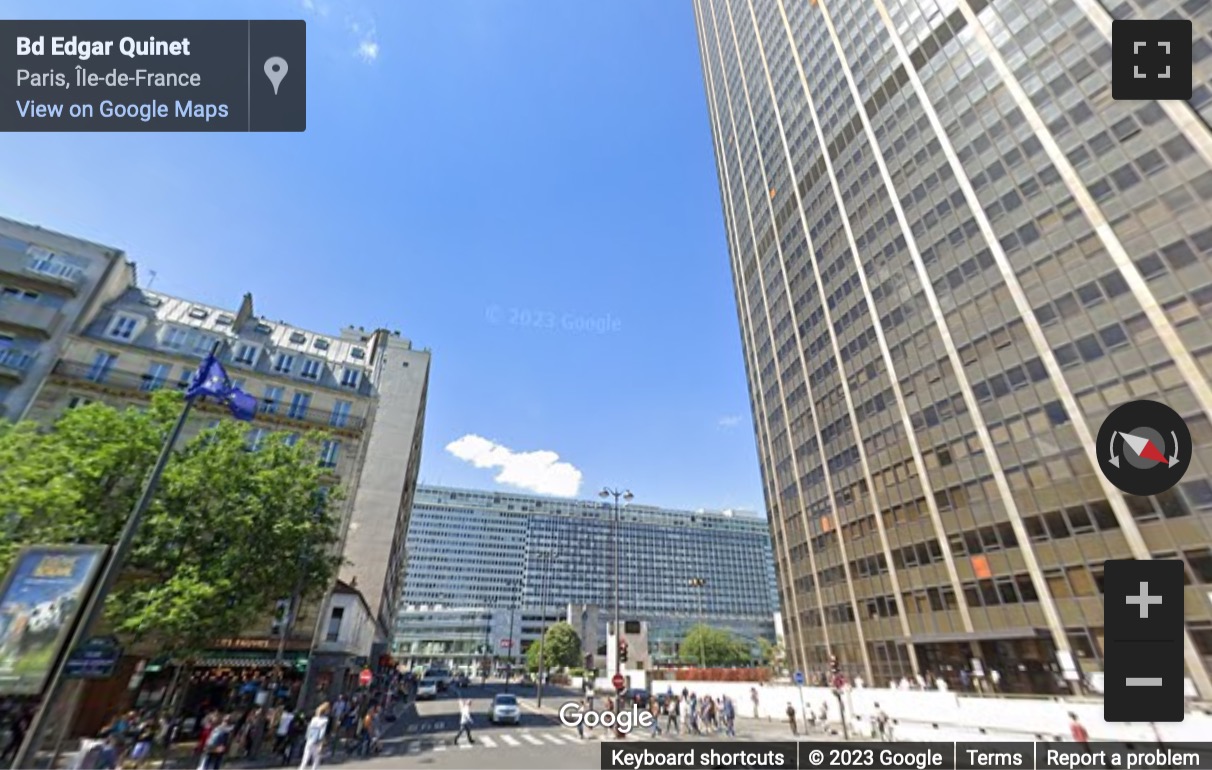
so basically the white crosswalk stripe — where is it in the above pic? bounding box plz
[542,734,567,745]
[479,736,498,748]
[501,734,521,746]
[522,733,545,745]
[458,742,473,750]
[433,742,447,752]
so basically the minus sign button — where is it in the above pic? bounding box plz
[1125,677,1164,686]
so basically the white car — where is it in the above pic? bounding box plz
[416,678,438,700]
[489,693,520,724]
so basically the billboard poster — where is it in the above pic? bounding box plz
[0,546,107,696]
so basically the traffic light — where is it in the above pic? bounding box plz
[619,640,629,663]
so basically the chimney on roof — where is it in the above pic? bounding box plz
[233,293,254,333]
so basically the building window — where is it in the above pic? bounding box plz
[193,334,215,357]
[142,362,172,392]
[288,392,312,419]
[247,428,267,451]
[161,327,190,351]
[350,348,365,360]
[67,395,93,409]
[26,249,84,282]
[234,344,258,365]
[1,287,39,302]
[330,400,352,428]
[87,351,116,383]
[108,315,138,340]
[274,353,295,374]
[300,359,323,380]
[341,368,360,389]
[326,606,344,642]
[262,386,284,415]
[285,433,300,447]
[319,439,340,468]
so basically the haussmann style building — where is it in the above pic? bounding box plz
[5,216,430,725]
[693,0,1212,695]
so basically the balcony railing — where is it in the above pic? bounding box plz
[52,360,366,431]
[0,298,63,338]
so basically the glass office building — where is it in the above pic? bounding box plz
[693,0,1212,695]
[394,485,779,665]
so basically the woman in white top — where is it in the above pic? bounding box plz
[299,702,330,770]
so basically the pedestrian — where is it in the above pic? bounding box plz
[750,687,760,719]
[678,696,690,735]
[96,736,121,770]
[199,715,233,770]
[990,670,1001,693]
[128,716,155,769]
[649,698,662,737]
[452,698,474,745]
[785,703,797,736]
[722,696,736,737]
[578,697,591,739]
[960,669,971,691]
[665,697,679,734]
[273,705,295,760]
[1069,712,1091,753]
[299,703,331,770]
[873,703,889,740]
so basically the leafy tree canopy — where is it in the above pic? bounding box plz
[526,621,582,672]
[0,391,343,655]
[678,625,752,667]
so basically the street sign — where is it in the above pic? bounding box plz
[500,639,513,648]
[354,656,368,667]
[359,668,373,687]
[612,673,625,691]
[793,670,805,686]
[64,637,122,680]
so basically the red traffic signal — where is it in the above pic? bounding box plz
[612,673,625,691]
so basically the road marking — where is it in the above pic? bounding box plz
[542,734,566,745]
[407,741,421,754]
[522,734,545,746]
[458,742,473,750]
[480,736,498,748]
[434,743,447,752]
[501,735,521,746]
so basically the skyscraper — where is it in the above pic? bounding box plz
[694,0,1212,696]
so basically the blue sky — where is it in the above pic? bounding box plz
[0,0,764,513]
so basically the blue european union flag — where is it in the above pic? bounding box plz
[187,354,257,422]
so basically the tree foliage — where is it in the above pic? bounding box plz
[526,621,582,672]
[758,637,786,675]
[678,625,752,667]
[0,391,344,655]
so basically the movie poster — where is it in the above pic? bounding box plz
[0,546,106,696]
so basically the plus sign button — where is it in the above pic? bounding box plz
[1103,559,1185,722]
[1113,19,1192,100]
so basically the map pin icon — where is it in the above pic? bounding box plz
[264,57,288,95]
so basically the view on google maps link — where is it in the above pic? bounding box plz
[2,0,1212,768]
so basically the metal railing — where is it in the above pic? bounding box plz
[52,360,367,430]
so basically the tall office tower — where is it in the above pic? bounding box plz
[693,0,1212,696]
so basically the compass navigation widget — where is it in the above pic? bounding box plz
[1096,400,1191,496]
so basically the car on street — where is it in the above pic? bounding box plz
[416,677,439,700]
[489,693,521,724]
[426,667,454,691]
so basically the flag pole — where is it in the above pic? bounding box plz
[11,341,224,770]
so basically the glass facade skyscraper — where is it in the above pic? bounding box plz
[693,0,1212,695]
[394,485,779,664]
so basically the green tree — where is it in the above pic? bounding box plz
[526,621,582,672]
[678,625,751,667]
[0,392,343,656]
[758,637,786,675]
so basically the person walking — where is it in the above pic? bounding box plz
[1069,712,1091,754]
[649,698,662,737]
[873,703,889,741]
[665,697,679,735]
[750,687,760,719]
[273,705,295,761]
[785,703,798,736]
[199,715,234,770]
[678,696,691,736]
[722,696,736,737]
[299,703,331,770]
[452,698,475,745]
[990,670,1001,693]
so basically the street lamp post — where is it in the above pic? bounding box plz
[689,577,707,668]
[599,487,632,730]
[535,550,557,707]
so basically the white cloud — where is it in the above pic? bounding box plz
[298,0,377,62]
[717,415,743,429]
[356,38,380,62]
[446,434,583,497]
